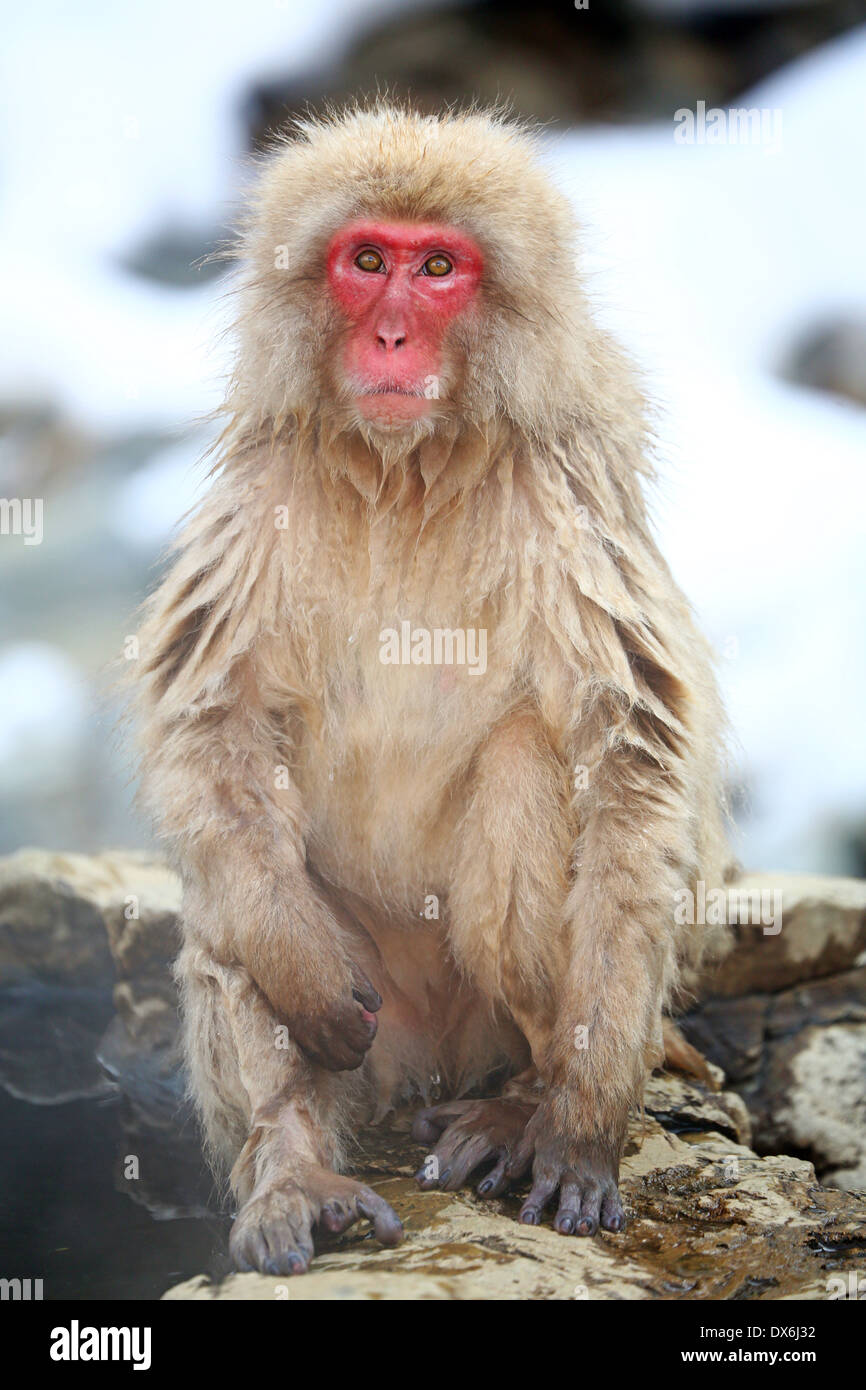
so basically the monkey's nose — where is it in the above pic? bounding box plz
[376,331,406,351]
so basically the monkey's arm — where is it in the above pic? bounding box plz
[133,485,380,1071]
[514,715,683,1231]
[163,685,381,1071]
[513,598,719,1232]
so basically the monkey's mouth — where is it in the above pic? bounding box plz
[353,381,433,425]
[359,381,426,398]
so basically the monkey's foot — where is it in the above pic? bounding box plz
[229,1166,403,1275]
[510,1101,626,1237]
[412,1098,536,1195]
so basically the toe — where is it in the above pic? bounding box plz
[574,1183,602,1237]
[600,1188,625,1233]
[478,1153,509,1198]
[356,1188,404,1247]
[519,1169,558,1225]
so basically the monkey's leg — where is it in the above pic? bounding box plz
[438,710,677,1236]
[413,711,571,1198]
[180,942,403,1274]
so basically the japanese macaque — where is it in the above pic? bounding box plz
[133,105,730,1273]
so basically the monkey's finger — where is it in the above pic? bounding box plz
[319,1198,354,1234]
[355,1188,404,1247]
[554,1177,602,1237]
[437,1133,493,1190]
[519,1170,559,1226]
[263,1206,315,1275]
[411,1103,469,1144]
[303,996,380,1071]
[350,969,382,1014]
[600,1188,626,1234]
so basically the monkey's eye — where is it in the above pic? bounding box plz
[421,254,453,277]
[355,249,384,273]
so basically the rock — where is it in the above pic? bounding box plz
[680,992,767,1081]
[0,849,180,1106]
[750,1022,866,1192]
[699,872,866,998]
[0,848,179,988]
[163,1092,866,1301]
[241,0,858,140]
[2,848,865,1293]
[784,319,866,409]
[644,1070,752,1148]
[684,952,866,1190]
[0,980,115,1104]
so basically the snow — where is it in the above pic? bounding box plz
[544,26,866,868]
[0,0,421,429]
[0,645,87,793]
[0,4,864,869]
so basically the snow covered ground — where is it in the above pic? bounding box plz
[0,3,863,869]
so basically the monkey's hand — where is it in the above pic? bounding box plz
[507,1096,626,1236]
[237,878,384,1072]
[276,957,382,1073]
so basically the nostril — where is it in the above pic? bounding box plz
[377,333,407,351]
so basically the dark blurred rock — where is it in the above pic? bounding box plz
[751,1019,866,1190]
[0,850,115,986]
[0,402,93,496]
[0,980,115,1104]
[121,228,227,289]
[684,953,866,1189]
[241,0,862,141]
[785,319,866,409]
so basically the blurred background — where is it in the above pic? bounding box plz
[1,0,864,875]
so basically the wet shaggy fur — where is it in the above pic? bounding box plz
[131,104,731,1254]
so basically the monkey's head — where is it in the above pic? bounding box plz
[234,104,601,452]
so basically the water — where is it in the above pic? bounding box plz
[0,1088,231,1299]
[0,979,232,1301]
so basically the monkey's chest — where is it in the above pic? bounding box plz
[294,610,514,905]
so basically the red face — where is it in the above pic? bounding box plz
[326,219,483,428]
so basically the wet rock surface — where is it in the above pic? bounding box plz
[164,1097,866,1301]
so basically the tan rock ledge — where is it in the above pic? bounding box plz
[163,1083,866,1301]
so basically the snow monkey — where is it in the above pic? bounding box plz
[133,105,730,1274]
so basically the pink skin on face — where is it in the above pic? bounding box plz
[326,219,483,426]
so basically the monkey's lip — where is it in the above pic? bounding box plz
[359,385,425,399]
[355,388,431,423]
